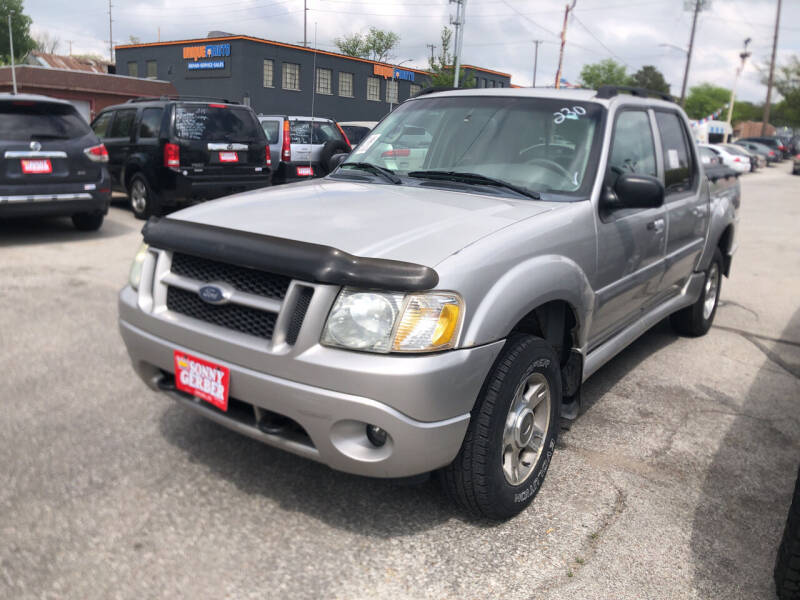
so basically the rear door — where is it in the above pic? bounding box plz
[131,106,164,178]
[102,108,137,188]
[289,119,313,166]
[172,103,266,176]
[0,99,101,187]
[653,110,708,298]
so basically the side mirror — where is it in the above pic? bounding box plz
[608,173,664,209]
[328,152,348,172]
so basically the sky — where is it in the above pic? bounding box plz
[23,0,800,105]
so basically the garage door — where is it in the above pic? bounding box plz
[70,99,92,123]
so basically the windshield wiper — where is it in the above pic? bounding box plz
[338,162,402,184]
[407,170,541,200]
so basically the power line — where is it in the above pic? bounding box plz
[570,13,631,69]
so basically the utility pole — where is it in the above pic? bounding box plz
[8,14,17,94]
[450,0,467,88]
[554,1,576,89]
[303,0,308,47]
[426,43,436,65]
[679,0,709,107]
[67,40,73,55]
[108,0,113,63]
[724,38,751,142]
[532,40,542,87]
[761,0,782,136]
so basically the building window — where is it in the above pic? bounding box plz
[282,63,300,91]
[263,59,274,88]
[478,78,485,88]
[409,83,422,97]
[367,77,381,101]
[316,68,332,95]
[146,60,157,79]
[339,72,354,98]
[386,80,398,104]
[127,61,138,77]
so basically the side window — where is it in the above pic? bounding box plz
[108,109,136,139]
[138,108,163,139]
[655,111,694,195]
[261,120,280,144]
[608,110,657,177]
[91,112,112,138]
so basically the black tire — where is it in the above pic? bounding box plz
[318,139,351,175]
[440,335,561,520]
[776,466,800,599]
[71,211,104,231]
[128,173,161,220]
[670,247,723,337]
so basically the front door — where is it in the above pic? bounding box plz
[590,108,667,349]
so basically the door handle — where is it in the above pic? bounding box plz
[646,218,665,233]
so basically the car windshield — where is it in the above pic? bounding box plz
[0,101,90,141]
[342,95,604,196]
[173,104,262,141]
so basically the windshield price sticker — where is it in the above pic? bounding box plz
[353,133,380,155]
[553,106,586,124]
[174,351,230,411]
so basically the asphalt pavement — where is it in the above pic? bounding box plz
[1,163,799,600]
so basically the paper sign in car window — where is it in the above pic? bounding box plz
[353,133,380,154]
[667,149,680,170]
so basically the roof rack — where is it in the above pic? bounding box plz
[595,85,674,102]
[125,95,239,104]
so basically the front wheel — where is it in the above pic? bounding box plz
[670,247,723,337]
[440,335,561,520]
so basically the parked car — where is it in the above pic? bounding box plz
[120,86,738,520]
[720,143,764,171]
[0,93,110,230]
[737,136,789,159]
[259,115,350,184]
[775,465,800,599]
[701,144,750,174]
[92,97,270,219]
[793,152,800,175]
[338,121,378,147]
[734,139,780,165]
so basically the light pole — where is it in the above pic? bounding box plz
[724,38,751,142]
[8,14,17,94]
[389,59,413,113]
[532,40,542,88]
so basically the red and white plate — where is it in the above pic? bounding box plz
[218,151,239,163]
[173,350,230,412]
[296,166,314,177]
[21,159,52,174]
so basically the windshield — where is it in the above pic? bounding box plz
[342,96,604,196]
[173,104,262,141]
[0,101,90,141]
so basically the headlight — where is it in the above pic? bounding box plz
[321,288,463,353]
[128,242,149,290]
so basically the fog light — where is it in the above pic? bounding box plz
[365,424,388,447]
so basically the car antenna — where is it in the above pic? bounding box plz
[309,22,317,173]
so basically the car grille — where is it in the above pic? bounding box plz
[167,286,277,339]
[171,252,290,300]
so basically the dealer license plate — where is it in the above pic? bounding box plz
[21,159,52,174]
[296,166,314,177]
[174,350,230,411]
[218,151,239,163]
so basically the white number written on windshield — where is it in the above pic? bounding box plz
[553,106,587,124]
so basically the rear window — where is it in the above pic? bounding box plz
[173,104,261,141]
[341,125,371,145]
[0,101,90,141]
[261,120,280,144]
[290,121,344,145]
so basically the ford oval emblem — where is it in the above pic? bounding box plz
[198,283,231,305]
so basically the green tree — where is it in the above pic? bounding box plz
[629,65,670,94]
[578,59,629,90]
[731,100,762,123]
[0,0,35,65]
[770,55,800,128]
[684,83,730,120]
[334,27,400,63]
[427,26,474,89]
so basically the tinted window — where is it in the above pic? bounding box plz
[91,112,112,138]
[261,120,280,144]
[609,110,656,177]
[173,105,261,141]
[290,121,344,145]
[108,109,136,139]
[0,101,90,141]
[341,125,370,145]
[655,111,693,194]
[139,107,163,139]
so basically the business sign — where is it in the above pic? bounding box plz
[183,43,231,61]
[373,64,415,82]
[188,60,225,70]
[184,43,231,78]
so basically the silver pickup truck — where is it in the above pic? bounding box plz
[119,86,739,520]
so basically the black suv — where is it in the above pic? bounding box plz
[91,97,271,219]
[0,93,111,230]
[737,136,789,159]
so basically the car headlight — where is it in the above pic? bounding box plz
[321,288,463,353]
[128,242,149,290]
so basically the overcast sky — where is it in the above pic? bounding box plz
[24,0,800,105]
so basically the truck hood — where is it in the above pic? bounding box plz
[171,178,557,266]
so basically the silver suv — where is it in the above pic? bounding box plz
[120,86,738,520]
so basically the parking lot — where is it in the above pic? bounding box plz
[1,163,799,599]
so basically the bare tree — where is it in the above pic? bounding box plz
[33,31,60,54]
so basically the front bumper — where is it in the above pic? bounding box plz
[118,286,503,478]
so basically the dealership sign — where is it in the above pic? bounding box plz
[183,43,231,61]
[373,64,415,81]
